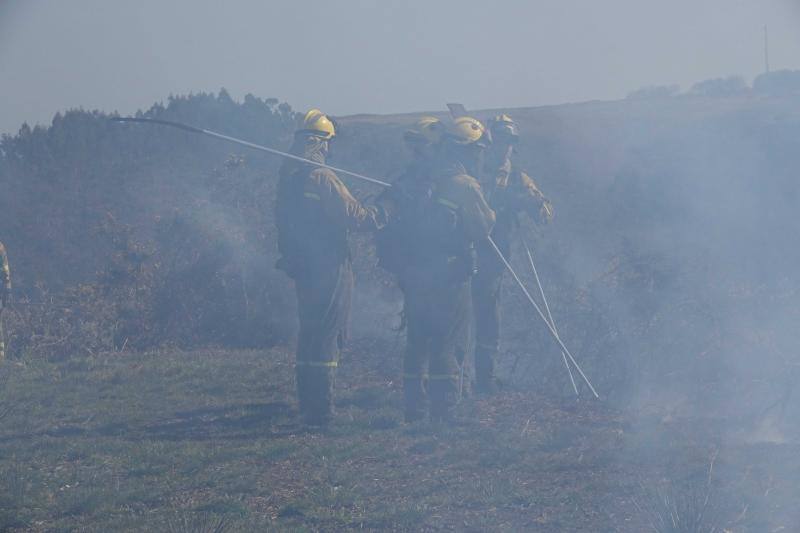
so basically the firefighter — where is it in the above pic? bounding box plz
[275,109,387,425]
[399,116,496,421]
[472,114,553,394]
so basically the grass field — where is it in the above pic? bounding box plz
[0,340,797,532]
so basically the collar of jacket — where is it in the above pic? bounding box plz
[281,136,326,176]
[300,138,326,164]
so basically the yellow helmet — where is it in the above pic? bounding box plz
[488,113,519,142]
[404,116,444,145]
[447,116,490,146]
[300,108,336,140]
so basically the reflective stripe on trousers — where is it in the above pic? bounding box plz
[296,360,338,368]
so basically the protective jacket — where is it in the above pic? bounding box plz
[276,140,385,278]
[478,160,552,272]
[374,158,434,281]
[276,138,385,424]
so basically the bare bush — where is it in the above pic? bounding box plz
[634,452,722,533]
[167,511,233,533]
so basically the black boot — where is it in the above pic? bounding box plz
[428,379,458,423]
[474,374,499,395]
[297,365,334,426]
[474,348,498,395]
[403,378,426,423]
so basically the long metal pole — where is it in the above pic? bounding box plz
[113,116,599,398]
[111,117,392,188]
[524,241,579,397]
[488,237,599,398]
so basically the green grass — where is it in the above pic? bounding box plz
[0,347,796,531]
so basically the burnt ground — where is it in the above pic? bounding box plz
[0,339,797,532]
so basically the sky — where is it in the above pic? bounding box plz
[1,0,799,134]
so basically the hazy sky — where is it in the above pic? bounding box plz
[1,0,799,134]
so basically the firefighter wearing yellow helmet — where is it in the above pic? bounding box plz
[390,115,495,422]
[0,241,10,361]
[403,116,445,147]
[275,109,387,425]
[299,108,336,140]
[471,113,553,394]
[449,116,491,145]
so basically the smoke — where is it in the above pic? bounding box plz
[333,90,800,528]
[3,77,800,527]
[520,92,800,529]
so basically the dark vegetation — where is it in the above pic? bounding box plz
[2,71,800,530]
[0,90,297,355]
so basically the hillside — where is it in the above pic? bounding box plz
[1,90,800,530]
[2,89,800,404]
